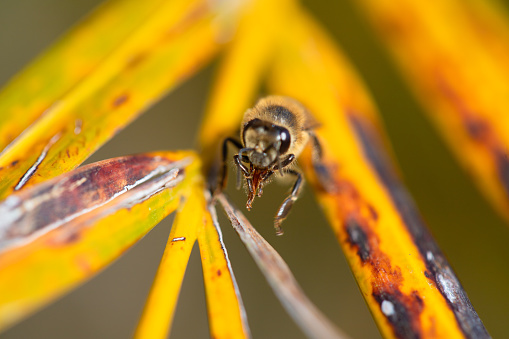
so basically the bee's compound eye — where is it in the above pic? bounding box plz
[278,127,291,154]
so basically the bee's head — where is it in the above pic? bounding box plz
[241,119,291,168]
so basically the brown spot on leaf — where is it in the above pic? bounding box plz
[348,112,490,338]
[345,218,371,262]
[367,204,379,221]
[75,255,92,273]
[165,3,208,40]
[327,166,425,338]
[112,93,129,108]
[464,117,489,141]
[127,53,146,69]
[2,154,179,241]
[217,269,222,277]
[372,290,423,339]
[412,290,424,311]
[47,229,82,246]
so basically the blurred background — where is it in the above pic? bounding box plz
[1,0,509,338]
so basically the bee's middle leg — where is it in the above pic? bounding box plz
[309,133,336,192]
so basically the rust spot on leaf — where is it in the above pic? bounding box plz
[367,204,378,221]
[1,154,179,242]
[412,290,424,309]
[324,160,425,338]
[75,255,92,274]
[217,269,222,277]
[344,212,424,338]
[165,3,209,40]
[372,289,424,339]
[47,228,82,246]
[127,53,147,69]
[112,93,129,108]
[348,113,490,338]
[345,218,371,262]
[464,117,489,142]
[437,73,509,202]
[345,212,424,338]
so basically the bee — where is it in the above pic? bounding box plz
[219,96,324,236]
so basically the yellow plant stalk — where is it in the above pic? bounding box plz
[135,184,203,339]
[357,0,509,221]
[0,151,199,332]
[198,194,250,339]
[0,0,240,200]
[136,182,250,339]
[268,5,488,339]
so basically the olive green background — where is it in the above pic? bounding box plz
[1,0,509,338]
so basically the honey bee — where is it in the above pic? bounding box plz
[219,96,324,236]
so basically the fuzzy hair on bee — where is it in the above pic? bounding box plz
[219,95,323,236]
[241,96,317,162]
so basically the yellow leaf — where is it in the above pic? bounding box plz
[0,0,165,151]
[0,151,199,331]
[134,183,202,339]
[357,0,509,222]
[267,6,488,339]
[0,0,240,200]
[198,193,250,338]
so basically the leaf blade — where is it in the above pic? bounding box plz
[199,194,251,339]
[0,0,238,199]
[357,0,509,222]
[0,151,199,331]
[267,7,489,339]
[134,184,202,339]
[0,0,166,151]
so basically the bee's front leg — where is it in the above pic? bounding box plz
[219,137,243,191]
[233,154,250,188]
[274,169,303,236]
